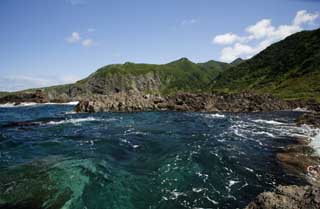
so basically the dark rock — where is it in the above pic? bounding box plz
[245,185,320,209]
[296,113,320,128]
[0,90,49,104]
[75,92,306,113]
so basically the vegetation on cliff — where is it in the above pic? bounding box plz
[212,28,320,101]
[67,58,230,96]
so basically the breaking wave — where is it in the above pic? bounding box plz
[0,101,79,108]
[46,117,104,125]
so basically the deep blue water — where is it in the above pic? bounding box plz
[0,104,308,209]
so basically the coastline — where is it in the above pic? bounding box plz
[245,112,320,209]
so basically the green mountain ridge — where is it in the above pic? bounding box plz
[23,58,229,101]
[1,28,320,102]
[212,28,320,101]
[74,57,230,95]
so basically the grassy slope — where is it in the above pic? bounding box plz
[0,92,9,97]
[212,28,320,101]
[0,58,229,98]
[77,58,229,94]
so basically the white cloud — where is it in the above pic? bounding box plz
[212,10,319,62]
[181,19,198,26]
[82,39,94,47]
[213,33,242,45]
[220,43,257,62]
[293,10,319,26]
[66,32,81,43]
[66,31,95,47]
[246,19,275,39]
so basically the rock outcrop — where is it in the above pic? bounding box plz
[245,109,320,209]
[75,92,310,113]
[296,112,320,128]
[245,185,320,209]
[0,90,49,105]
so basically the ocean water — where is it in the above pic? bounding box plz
[0,104,313,209]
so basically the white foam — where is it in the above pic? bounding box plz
[228,180,240,187]
[210,113,226,118]
[47,117,102,125]
[0,102,37,107]
[309,130,320,156]
[44,101,79,105]
[293,107,311,112]
[253,119,284,125]
[205,113,226,119]
[0,101,79,108]
[255,131,276,138]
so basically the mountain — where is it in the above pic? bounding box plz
[230,58,244,66]
[212,28,320,101]
[15,58,229,101]
[1,28,319,103]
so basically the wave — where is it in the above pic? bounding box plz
[47,117,103,125]
[204,113,226,119]
[252,119,284,125]
[44,101,79,105]
[0,101,79,108]
[293,107,311,112]
[310,132,320,156]
[0,102,38,107]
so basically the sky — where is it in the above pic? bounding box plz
[0,0,319,91]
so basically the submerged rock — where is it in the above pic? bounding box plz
[245,185,320,209]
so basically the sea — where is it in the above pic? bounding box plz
[0,103,319,209]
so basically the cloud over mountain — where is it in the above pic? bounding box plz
[213,10,319,62]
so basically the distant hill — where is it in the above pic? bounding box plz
[0,92,8,97]
[230,58,244,66]
[212,28,320,101]
[72,58,230,96]
[32,58,230,100]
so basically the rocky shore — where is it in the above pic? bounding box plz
[74,92,314,113]
[245,112,320,209]
[245,185,320,209]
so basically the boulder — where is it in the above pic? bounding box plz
[245,185,320,209]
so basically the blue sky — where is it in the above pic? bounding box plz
[0,0,319,91]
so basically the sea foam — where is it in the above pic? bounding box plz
[0,101,79,108]
[47,117,102,125]
[252,119,284,125]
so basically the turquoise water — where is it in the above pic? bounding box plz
[0,105,307,209]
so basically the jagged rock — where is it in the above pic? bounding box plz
[245,185,320,209]
[75,92,305,113]
[296,113,320,128]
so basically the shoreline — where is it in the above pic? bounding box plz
[245,112,320,209]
